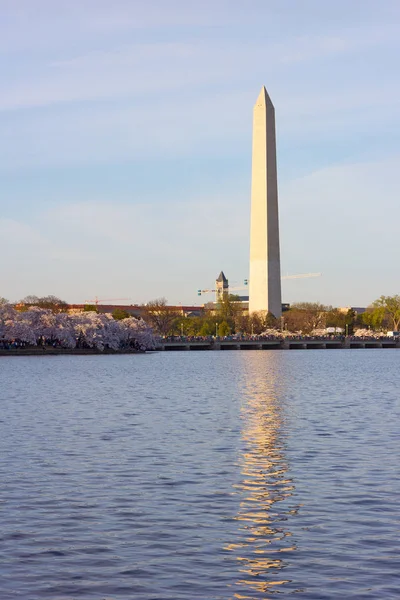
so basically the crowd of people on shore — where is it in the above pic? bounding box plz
[158,333,346,343]
[158,330,398,344]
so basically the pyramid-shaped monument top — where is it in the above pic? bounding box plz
[255,86,274,108]
[216,271,228,283]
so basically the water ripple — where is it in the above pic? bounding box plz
[0,351,399,599]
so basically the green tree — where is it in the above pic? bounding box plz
[372,295,400,331]
[112,308,130,320]
[169,317,197,336]
[199,320,215,336]
[361,306,385,330]
[344,309,356,335]
[235,313,251,334]
[182,317,202,336]
[214,294,243,332]
[250,312,267,334]
[84,304,98,313]
[264,311,278,328]
[218,321,231,337]
[325,308,346,329]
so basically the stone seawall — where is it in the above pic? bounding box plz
[156,339,400,351]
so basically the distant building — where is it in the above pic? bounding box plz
[68,304,142,317]
[178,306,204,317]
[215,271,229,302]
[67,304,204,318]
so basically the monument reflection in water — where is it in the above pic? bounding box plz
[225,354,298,598]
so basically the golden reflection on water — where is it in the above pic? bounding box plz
[225,354,296,598]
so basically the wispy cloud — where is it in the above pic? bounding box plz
[0,193,248,302]
[1,1,400,304]
[2,152,399,306]
[2,21,399,112]
[280,155,400,304]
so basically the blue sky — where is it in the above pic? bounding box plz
[1,0,399,306]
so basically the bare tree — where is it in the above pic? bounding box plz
[140,298,180,336]
[285,302,329,333]
[19,295,69,313]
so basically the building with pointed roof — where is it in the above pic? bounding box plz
[216,271,229,302]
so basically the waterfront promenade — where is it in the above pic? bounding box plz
[156,335,400,351]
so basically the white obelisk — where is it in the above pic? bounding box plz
[249,86,282,318]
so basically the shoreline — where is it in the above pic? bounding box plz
[0,348,146,356]
[1,341,399,355]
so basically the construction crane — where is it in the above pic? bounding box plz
[84,297,131,306]
[197,273,321,296]
[198,284,248,295]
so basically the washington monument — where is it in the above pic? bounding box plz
[249,86,282,318]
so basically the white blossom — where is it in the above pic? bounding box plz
[0,304,154,351]
[353,328,385,338]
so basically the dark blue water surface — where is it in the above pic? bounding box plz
[1,350,399,599]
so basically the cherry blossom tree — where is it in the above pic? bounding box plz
[0,303,154,351]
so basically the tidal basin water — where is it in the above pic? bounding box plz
[1,351,399,599]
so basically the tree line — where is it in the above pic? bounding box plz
[139,295,400,336]
[2,293,399,337]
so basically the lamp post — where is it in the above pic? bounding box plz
[215,322,218,337]
[181,322,184,337]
